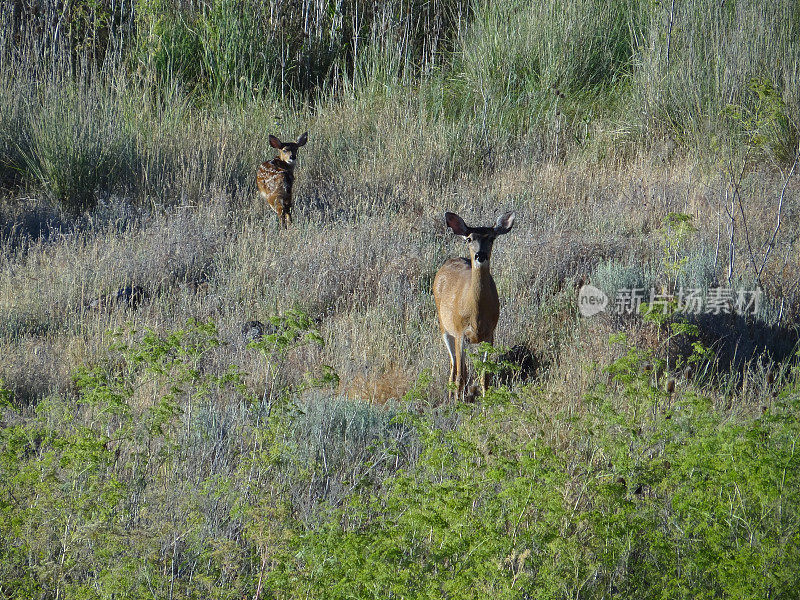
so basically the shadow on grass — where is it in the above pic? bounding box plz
[694,311,799,373]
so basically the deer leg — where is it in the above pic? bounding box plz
[278,205,288,230]
[271,204,283,230]
[480,335,494,396]
[443,333,456,391]
[454,335,466,399]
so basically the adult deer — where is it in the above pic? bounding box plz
[433,211,515,399]
[256,132,308,228]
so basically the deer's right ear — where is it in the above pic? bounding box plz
[297,132,308,146]
[269,135,282,149]
[444,212,470,237]
[494,211,515,235]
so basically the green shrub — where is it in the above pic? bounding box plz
[265,344,800,599]
[0,320,249,597]
[592,259,654,300]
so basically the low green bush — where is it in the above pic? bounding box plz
[270,341,800,599]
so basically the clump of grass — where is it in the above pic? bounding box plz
[454,1,635,103]
[632,0,800,160]
[592,259,654,300]
[12,73,132,213]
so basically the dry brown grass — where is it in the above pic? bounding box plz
[343,362,416,404]
[1,109,798,408]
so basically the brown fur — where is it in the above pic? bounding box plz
[433,211,515,399]
[256,132,307,229]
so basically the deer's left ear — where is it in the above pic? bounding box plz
[269,135,282,149]
[297,132,308,146]
[445,212,470,237]
[494,212,515,234]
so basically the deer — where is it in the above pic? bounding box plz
[256,132,308,228]
[433,211,515,399]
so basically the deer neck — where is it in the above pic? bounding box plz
[467,260,493,301]
[271,158,294,172]
[458,259,495,340]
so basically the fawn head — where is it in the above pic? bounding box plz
[444,211,515,266]
[269,132,308,166]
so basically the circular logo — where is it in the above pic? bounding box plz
[578,285,608,317]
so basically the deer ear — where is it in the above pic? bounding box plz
[494,211,515,234]
[444,212,470,237]
[269,135,282,149]
[296,132,308,146]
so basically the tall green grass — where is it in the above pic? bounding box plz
[130,0,469,100]
[2,0,798,213]
[445,0,639,133]
[633,0,800,160]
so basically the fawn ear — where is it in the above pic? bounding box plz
[269,135,282,149]
[444,212,470,237]
[494,211,515,234]
[296,132,308,146]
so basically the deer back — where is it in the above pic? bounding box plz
[257,159,294,213]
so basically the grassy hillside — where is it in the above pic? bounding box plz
[1,0,800,598]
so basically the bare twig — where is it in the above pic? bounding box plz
[728,147,799,289]
[724,158,762,286]
[253,547,269,600]
[725,189,735,285]
[734,180,760,284]
[714,194,722,273]
[666,0,676,64]
[755,148,800,284]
